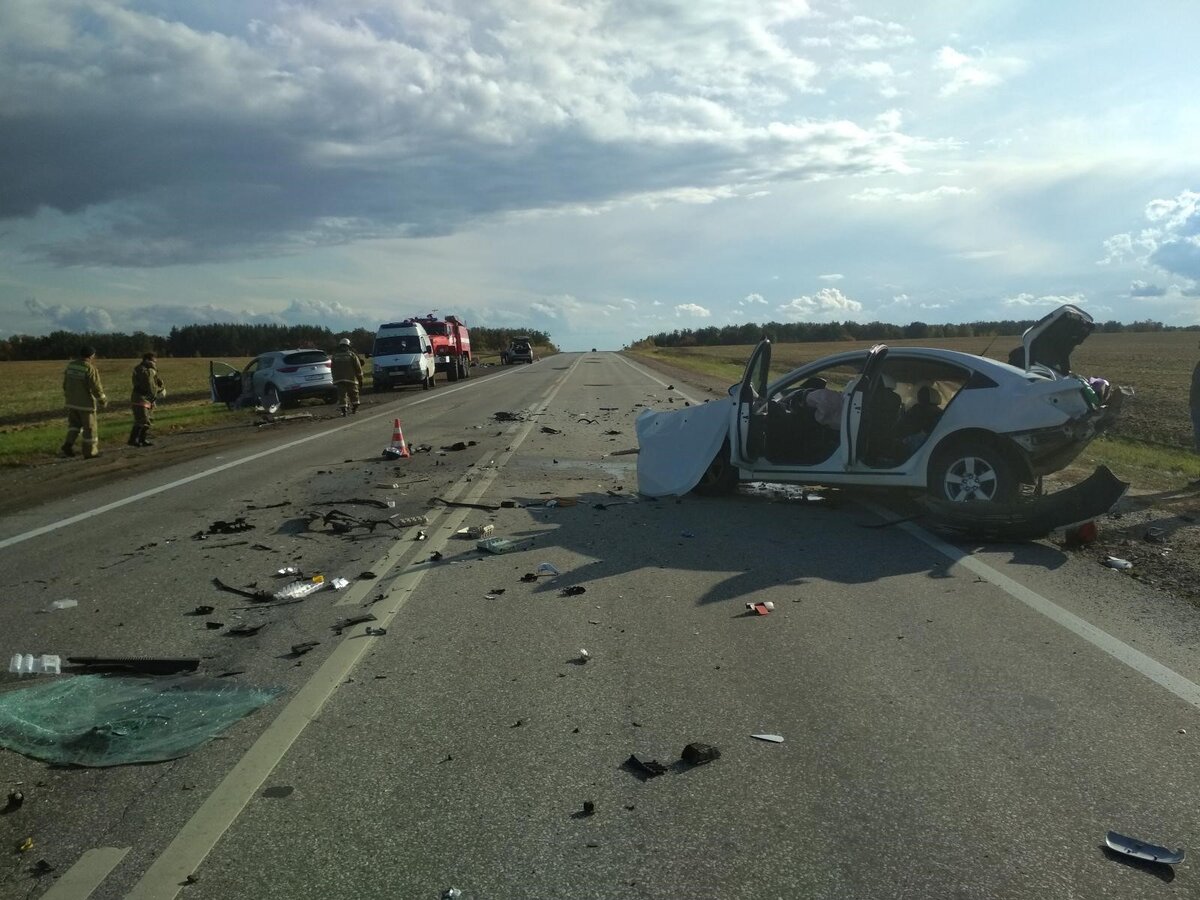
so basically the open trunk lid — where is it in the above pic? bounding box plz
[1007,304,1094,376]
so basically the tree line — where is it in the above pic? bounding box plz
[0,323,556,360]
[640,318,1198,348]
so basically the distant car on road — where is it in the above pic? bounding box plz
[210,349,336,414]
[638,304,1124,503]
[501,337,536,365]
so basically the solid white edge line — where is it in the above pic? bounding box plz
[873,504,1200,710]
[0,369,522,552]
[124,355,585,900]
[613,353,703,405]
[39,846,131,900]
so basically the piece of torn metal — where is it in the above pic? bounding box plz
[291,641,320,656]
[623,753,668,780]
[333,613,376,634]
[917,465,1129,542]
[226,623,267,637]
[314,498,392,510]
[751,733,785,743]
[681,742,721,766]
[212,578,273,602]
[1105,831,1185,865]
[431,497,501,511]
[540,426,563,435]
[1104,556,1134,570]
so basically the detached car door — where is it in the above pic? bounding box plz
[735,339,771,464]
[842,344,888,468]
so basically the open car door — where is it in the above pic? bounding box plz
[842,344,888,467]
[735,339,771,464]
[209,361,243,407]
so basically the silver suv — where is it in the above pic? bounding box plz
[501,337,535,365]
[210,349,337,414]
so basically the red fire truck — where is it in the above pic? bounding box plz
[412,313,473,381]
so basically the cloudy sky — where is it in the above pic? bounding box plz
[1,0,1197,350]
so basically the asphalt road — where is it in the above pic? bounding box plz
[2,352,1200,900]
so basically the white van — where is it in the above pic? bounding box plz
[371,320,437,392]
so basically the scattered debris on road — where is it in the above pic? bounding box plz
[4,790,24,812]
[745,601,774,616]
[456,524,495,539]
[560,586,586,597]
[751,733,785,743]
[46,599,77,611]
[1104,556,1134,570]
[196,518,255,538]
[290,641,320,656]
[364,627,387,636]
[67,656,199,675]
[537,563,560,576]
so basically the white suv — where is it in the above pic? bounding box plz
[210,349,337,414]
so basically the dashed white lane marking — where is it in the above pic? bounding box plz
[39,846,130,900]
[124,356,584,900]
[0,371,520,552]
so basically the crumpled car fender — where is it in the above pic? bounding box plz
[637,399,732,497]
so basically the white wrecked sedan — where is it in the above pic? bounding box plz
[637,305,1124,503]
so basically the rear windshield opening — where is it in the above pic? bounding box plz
[284,351,330,365]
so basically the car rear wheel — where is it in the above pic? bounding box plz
[692,440,739,496]
[928,440,1017,503]
[263,384,284,415]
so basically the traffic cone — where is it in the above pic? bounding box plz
[388,418,410,458]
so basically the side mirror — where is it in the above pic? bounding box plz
[727,383,738,397]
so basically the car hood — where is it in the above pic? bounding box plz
[636,399,731,497]
[1007,304,1094,376]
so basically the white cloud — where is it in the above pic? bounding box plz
[0,0,930,267]
[1101,190,1200,282]
[737,292,768,306]
[851,185,975,203]
[1129,280,1166,297]
[675,303,711,317]
[1002,292,1086,308]
[778,287,862,321]
[951,249,1006,260]
[828,16,915,52]
[818,273,843,281]
[935,46,1028,97]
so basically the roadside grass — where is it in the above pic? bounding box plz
[0,357,252,422]
[0,346,559,465]
[0,401,266,466]
[1076,436,1200,491]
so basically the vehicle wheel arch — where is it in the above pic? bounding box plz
[926,428,1032,484]
[926,428,1033,502]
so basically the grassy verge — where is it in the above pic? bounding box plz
[1076,436,1200,491]
[0,401,269,465]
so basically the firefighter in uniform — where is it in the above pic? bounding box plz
[129,352,166,447]
[61,346,107,458]
[331,337,364,416]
